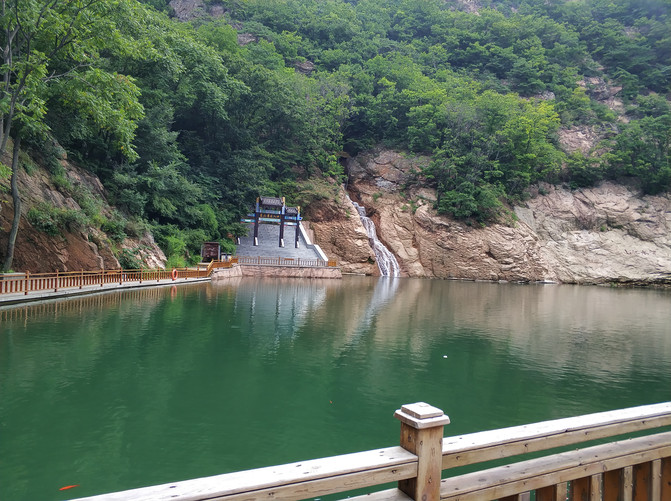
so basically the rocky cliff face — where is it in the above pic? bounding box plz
[302,186,378,276]
[0,152,165,273]
[311,149,670,286]
[517,183,671,285]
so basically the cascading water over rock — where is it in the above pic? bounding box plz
[346,192,400,277]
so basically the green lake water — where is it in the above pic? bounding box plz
[1,276,670,500]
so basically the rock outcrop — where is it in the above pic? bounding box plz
[312,149,671,285]
[517,183,671,285]
[303,186,378,276]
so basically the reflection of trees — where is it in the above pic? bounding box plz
[0,286,174,388]
[0,283,231,495]
[1,278,669,498]
[325,279,671,380]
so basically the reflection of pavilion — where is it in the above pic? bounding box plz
[241,196,302,249]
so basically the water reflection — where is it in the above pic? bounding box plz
[1,278,670,501]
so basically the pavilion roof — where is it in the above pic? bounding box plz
[260,196,284,208]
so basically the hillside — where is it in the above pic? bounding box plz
[0,146,165,273]
[1,0,669,280]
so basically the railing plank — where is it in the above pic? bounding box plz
[662,458,671,501]
[633,462,652,501]
[442,402,671,469]
[603,467,623,501]
[535,484,561,501]
[439,432,671,501]
[590,473,603,501]
[623,466,634,501]
[70,447,417,501]
[651,459,661,501]
[569,476,589,501]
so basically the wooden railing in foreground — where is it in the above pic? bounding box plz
[71,401,671,501]
[0,256,338,296]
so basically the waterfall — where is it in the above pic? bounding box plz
[346,192,400,277]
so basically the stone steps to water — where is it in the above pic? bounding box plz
[236,223,323,261]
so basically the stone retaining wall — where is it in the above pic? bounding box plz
[212,265,342,280]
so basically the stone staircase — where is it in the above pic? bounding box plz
[236,223,325,260]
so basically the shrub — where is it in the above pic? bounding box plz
[165,254,186,269]
[71,184,103,219]
[27,203,88,236]
[101,215,128,243]
[51,165,72,191]
[117,248,143,269]
[19,151,37,175]
[124,218,149,238]
[27,205,61,236]
[563,153,603,189]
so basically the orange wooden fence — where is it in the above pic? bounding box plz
[0,256,337,297]
[0,265,219,296]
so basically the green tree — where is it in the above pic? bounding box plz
[0,0,143,271]
[604,99,671,194]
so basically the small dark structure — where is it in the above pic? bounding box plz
[200,242,221,262]
[241,196,302,248]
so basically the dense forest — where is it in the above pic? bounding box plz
[1,0,669,270]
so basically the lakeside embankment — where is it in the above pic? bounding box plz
[0,275,210,306]
[0,262,341,306]
[211,265,342,280]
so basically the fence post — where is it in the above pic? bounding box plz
[395,402,450,501]
[24,271,29,295]
[55,269,59,292]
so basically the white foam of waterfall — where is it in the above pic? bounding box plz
[346,192,400,277]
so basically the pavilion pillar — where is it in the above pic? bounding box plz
[253,211,259,246]
[279,212,285,248]
[295,221,300,248]
[253,198,260,246]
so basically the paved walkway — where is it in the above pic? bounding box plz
[0,276,210,307]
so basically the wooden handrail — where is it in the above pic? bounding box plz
[439,432,671,501]
[0,256,338,297]
[68,402,671,501]
[441,401,671,468]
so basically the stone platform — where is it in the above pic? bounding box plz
[212,265,341,280]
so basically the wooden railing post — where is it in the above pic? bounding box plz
[395,402,450,501]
